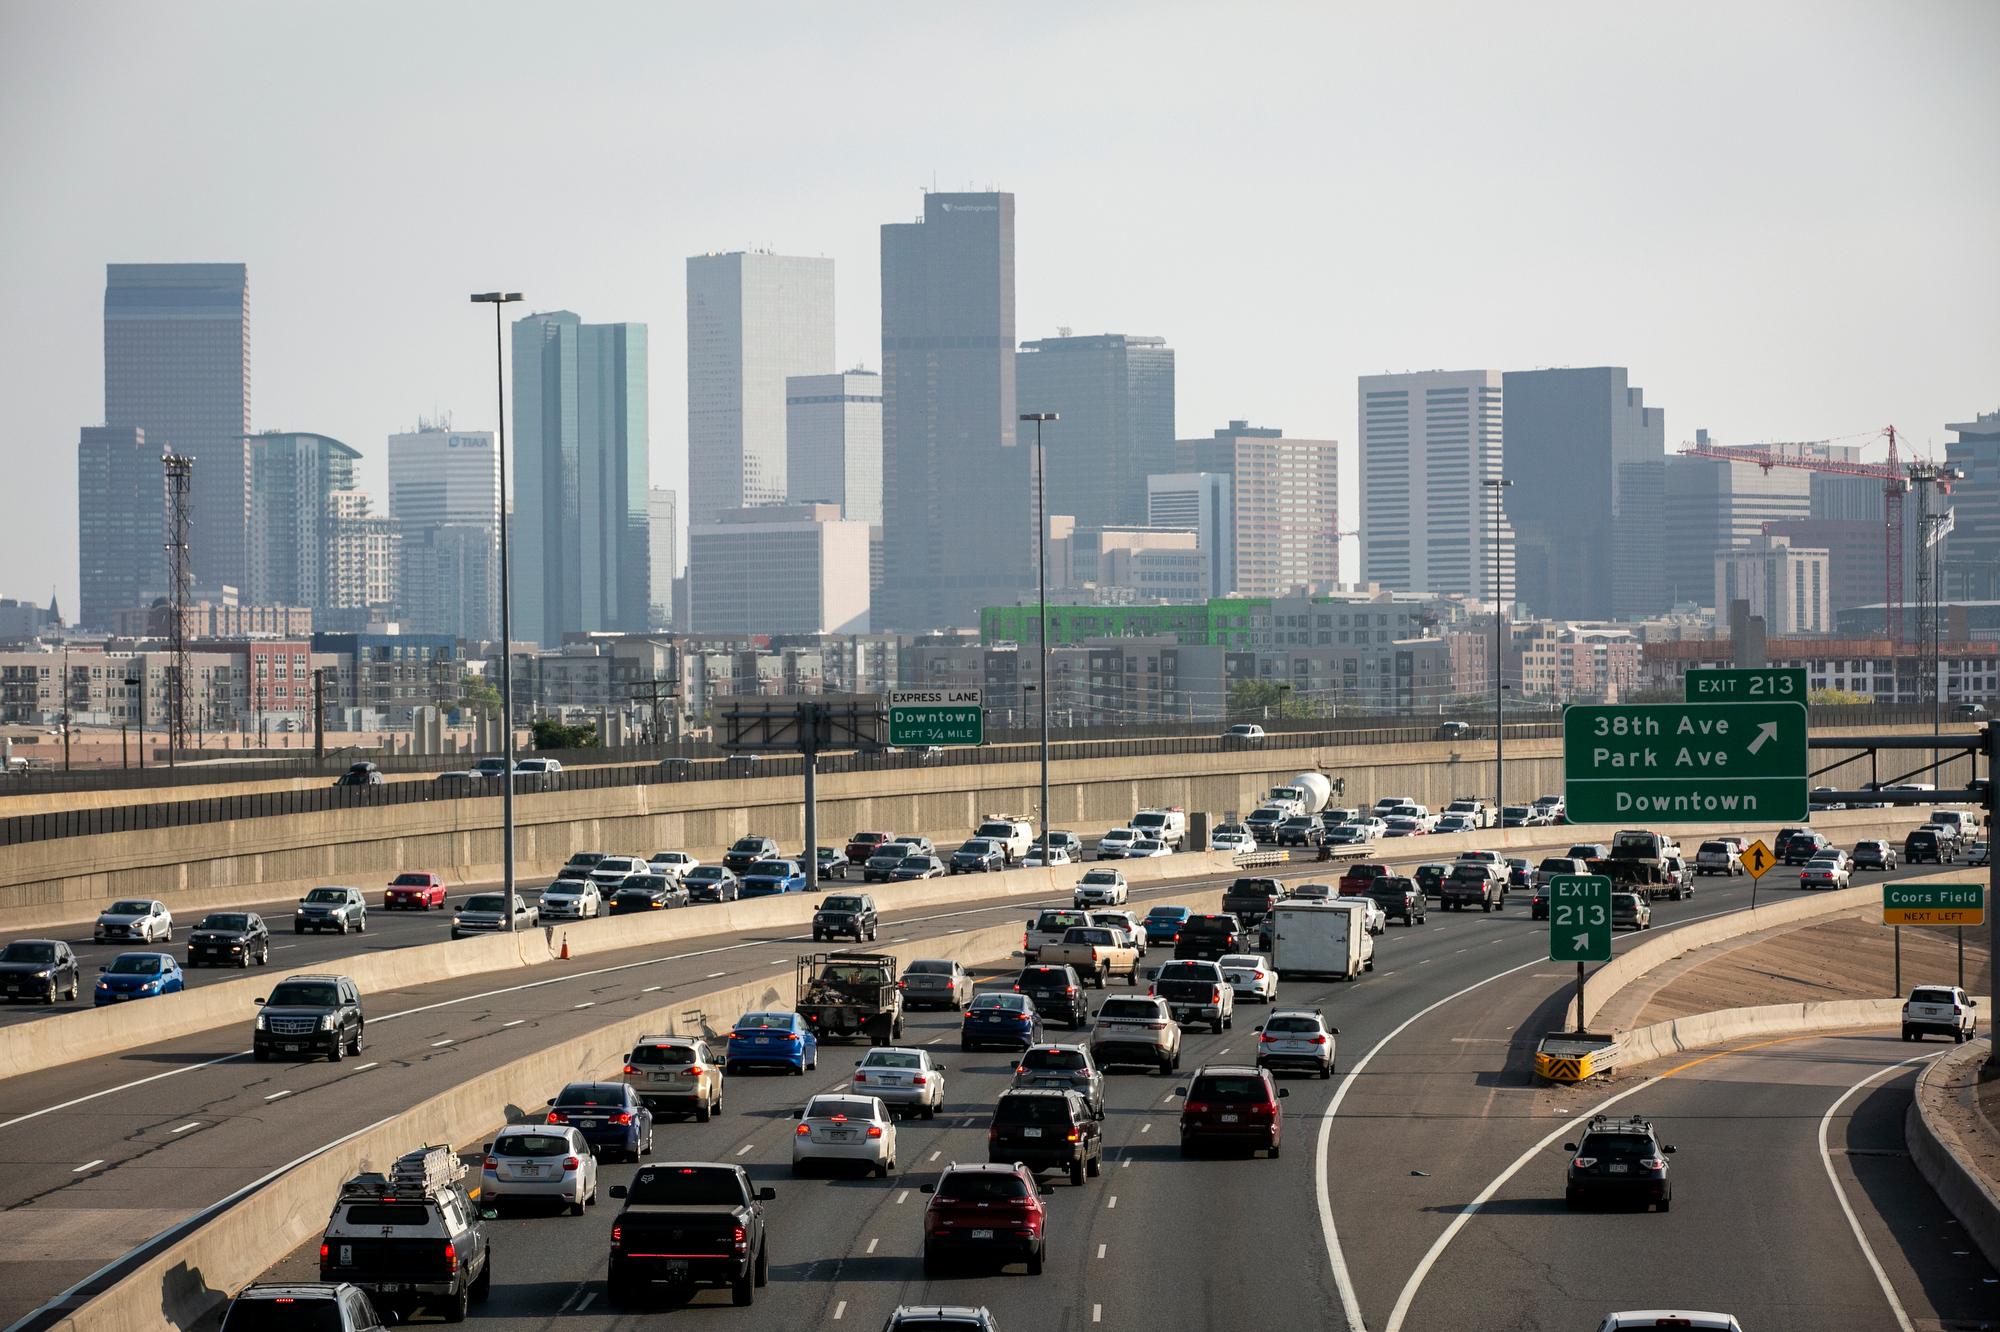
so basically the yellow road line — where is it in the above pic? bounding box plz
[1655,1031,1828,1080]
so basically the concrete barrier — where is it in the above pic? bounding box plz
[1906,1038,2000,1274]
[0,851,1244,1084]
[1612,996,1906,1067]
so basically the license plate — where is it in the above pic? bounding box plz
[519,1165,544,1176]
[375,1282,407,1294]
[281,1043,301,1051]
[757,1036,772,1044]
[1608,1163,1630,1174]
[663,1260,690,1280]
[574,1118,601,1127]
[971,1228,995,1240]
[1022,1127,1042,1138]
[1219,1114,1239,1123]
[832,1130,856,1141]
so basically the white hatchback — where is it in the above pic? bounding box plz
[792,1093,897,1177]
[481,1124,598,1214]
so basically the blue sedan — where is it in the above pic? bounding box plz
[725,1010,819,1073]
[545,1081,655,1161]
[93,952,185,1006]
[739,859,808,898]
[959,991,1044,1051]
[1142,906,1193,947]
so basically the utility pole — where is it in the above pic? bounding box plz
[1022,411,1059,863]
[471,290,524,929]
[164,453,194,766]
[629,675,681,744]
[313,667,326,761]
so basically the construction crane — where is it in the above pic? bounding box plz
[1677,427,1906,642]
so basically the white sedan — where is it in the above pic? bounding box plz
[1096,828,1141,859]
[1218,952,1279,1004]
[481,1124,598,1215]
[1360,898,1388,935]
[1125,838,1173,859]
[1023,846,1075,867]
[538,879,603,920]
[792,1093,897,1177]
[1211,830,1256,853]
[648,851,698,879]
[851,1047,947,1118]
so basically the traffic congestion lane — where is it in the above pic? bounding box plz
[1383,1033,1996,1332]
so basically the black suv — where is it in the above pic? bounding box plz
[1563,1113,1675,1211]
[812,893,879,943]
[220,1283,393,1331]
[0,938,80,1004]
[1781,831,1831,865]
[1014,964,1091,1029]
[1905,827,1959,865]
[723,835,780,873]
[988,1087,1103,1185]
[1367,874,1426,926]
[188,911,272,968]
[1174,913,1244,961]
[254,974,365,1062]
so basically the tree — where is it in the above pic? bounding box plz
[531,717,598,750]
[1808,688,1870,706]
[458,673,502,714]
[1228,679,1327,720]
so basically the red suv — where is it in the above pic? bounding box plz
[920,1161,1047,1276]
[845,832,894,864]
[1178,1063,1289,1158]
[384,872,447,910]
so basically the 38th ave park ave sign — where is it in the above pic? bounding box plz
[1563,701,1808,824]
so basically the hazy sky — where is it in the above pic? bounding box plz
[2,1,1995,615]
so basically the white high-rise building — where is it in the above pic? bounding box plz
[688,503,870,634]
[686,251,836,525]
[387,425,501,530]
[1147,472,1234,597]
[1716,533,1830,635]
[1358,370,1513,602]
[786,370,883,525]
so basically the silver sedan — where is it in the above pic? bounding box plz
[792,1093,897,1177]
[852,1047,947,1118]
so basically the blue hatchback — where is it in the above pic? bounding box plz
[546,1081,655,1161]
[93,952,184,1006]
[1142,906,1193,947]
[960,992,1044,1051]
[725,1010,819,1073]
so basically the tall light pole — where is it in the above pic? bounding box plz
[472,292,523,929]
[1484,477,1512,813]
[1022,412,1059,862]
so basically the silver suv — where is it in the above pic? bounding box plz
[1011,1043,1105,1115]
[294,886,368,936]
[1902,985,1977,1043]
[220,1283,392,1331]
[1087,994,1182,1074]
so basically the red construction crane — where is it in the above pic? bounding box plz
[1677,427,1906,642]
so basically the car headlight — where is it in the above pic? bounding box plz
[96,979,110,989]
[453,916,464,925]
[255,1013,269,1030]
[318,1015,335,1031]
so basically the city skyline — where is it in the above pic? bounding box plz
[3,4,1995,618]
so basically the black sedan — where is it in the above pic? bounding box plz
[610,878,687,914]
[0,939,81,1004]
[187,912,271,968]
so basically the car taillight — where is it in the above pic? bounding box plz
[614,1111,633,1125]
[319,1242,329,1264]
[622,1064,637,1074]
[481,1155,497,1169]
[1211,987,1221,1003]
[1309,1035,1327,1045]
[1259,1034,1277,1043]
[1013,983,1022,991]
[854,1071,868,1082]
[1571,1156,1596,1169]
[1640,1157,1665,1170]
[443,1241,458,1273]
[1185,1102,1209,1115]
[868,1126,884,1138]
[1066,985,1076,995]
[547,1110,567,1123]
[913,1075,927,1085]
[988,1126,999,1142]
[787,1033,802,1043]
[564,1155,580,1170]
[732,1225,748,1250]
[796,1124,811,1136]
[1066,1129,1081,1142]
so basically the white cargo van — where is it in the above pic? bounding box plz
[1266,899,1374,982]
[1129,807,1187,850]
[1929,809,1980,841]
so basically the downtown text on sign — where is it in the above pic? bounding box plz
[887,689,984,747]
[1882,882,1986,928]
[1562,701,1808,824]
[1683,667,1808,703]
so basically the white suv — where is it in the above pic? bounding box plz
[1073,868,1130,907]
[1902,985,1977,1043]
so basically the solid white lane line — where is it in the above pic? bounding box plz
[430,1038,455,1047]
[170,1122,200,1134]
[866,1237,879,1254]
[352,1062,379,1072]
[833,1300,847,1320]
[73,1159,103,1173]
[895,1189,909,1205]
[263,1090,291,1101]
[1382,1075,1656,1332]
[1818,1053,1935,1332]
[736,1143,754,1157]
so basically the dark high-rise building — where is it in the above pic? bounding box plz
[1944,408,2000,601]
[76,426,166,629]
[878,191,1024,630]
[1015,333,1175,531]
[1501,367,1665,619]
[247,431,361,610]
[512,311,650,645]
[103,264,251,592]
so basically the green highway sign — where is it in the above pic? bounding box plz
[1563,701,1808,824]
[1883,882,1986,927]
[1549,874,1613,963]
[1684,667,1808,703]
[887,689,984,747]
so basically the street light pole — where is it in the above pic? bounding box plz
[472,291,524,929]
[1022,412,1059,862]
[1484,477,1512,813]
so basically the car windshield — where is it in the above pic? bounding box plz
[1157,963,1215,982]
[1503,807,1531,818]
[566,852,604,867]
[629,876,669,892]
[555,1084,626,1107]
[303,889,348,904]
[970,993,1029,1012]
[995,1095,1072,1125]
[961,840,996,854]
[1292,885,1331,899]
[108,954,164,975]
[1217,954,1263,969]
[1,942,56,963]
[628,1166,746,1206]
[688,867,727,881]
[977,824,1016,838]
[806,1096,878,1120]
[494,1131,572,1157]
[749,861,793,876]
[735,1012,795,1030]
[731,838,766,852]
[1098,999,1160,1019]
[390,874,432,886]
[823,896,865,912]
[1538,860,1572,874]
[1145,907,1188,921]
[464,894,506,911]
[897,856,931,870]
[863,1051,922,1069]
[904,960,953,975]
[267,981,338,1006]
[1806,856,1840,867]
[1131,841,1164,852]
[1189,1074,1269,1103]
[108,900,151,916]
[1264,1016,1320,1034]
[1020,1048,1087,1071]
[1580,1132,1655,1161]
[197,914,252,930]
[1081,872,1120,886]
[628,1042,697,1066]
[936,1170,1029,1201]
[221,1299,350,1332]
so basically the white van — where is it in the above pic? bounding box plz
[1129,807,1187,850]
[1929,809,1980,841]
[1266,899,1374,982]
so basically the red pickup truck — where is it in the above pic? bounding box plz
[1338,863,1389,896]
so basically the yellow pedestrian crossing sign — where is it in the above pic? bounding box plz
[1742,838,1774,880]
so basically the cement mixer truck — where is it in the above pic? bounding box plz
[1265,772,1334,818]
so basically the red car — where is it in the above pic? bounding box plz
[845,831,895,864]
[384,872,447,910]
[1178,1063,1288,1157]
[921,1161,1046,1276]
[1337,862,1389,896]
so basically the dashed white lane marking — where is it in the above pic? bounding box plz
[572,1002,593,1010]
[1097,1243,1106,1259]
[641,986,662,993]
[895,1189,909,1205]
[1106,1195,1117,1208]
[1417,958,1432,965]
[833,1300,847,1320]
[431,1038,455,1047]
[1093,1305,1102,1322]
[1120,1158,1130,1169]
[170,1122,201,1134]
[707,971,727,979]
[1160,1092,1175,1103]
[771,959,789,966]
[1140,1123,1151,1134]
[73,1159,103,1173]
[736,1143,754,1156]
[1218,1047,1230,1056]
[927,1035,944,1044]
[263,1090,291,1101]
[501,1019,525,1028]
[353,1062,379,1072]
[929,1150,941,1162]
[576,1292,596,1312]
[866,1237,879,1254]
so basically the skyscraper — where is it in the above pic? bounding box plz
[1177,422,1340,597]
[1501,367,1666,620]
[103,263,251,592]
[879,191,1025,630]
[512,311,651,645]
[1944,407,2000,600]
[247,431,362,609]
[786,370,883,524]
[1661,433,1811,608]
[388,424,502,639]
[688,503,870,634]
[1147,472,1234,597]
[1015,334,1176,530]
[686,251,836,525]
[76,426,165,629]
[647,487,678,630]
[1357,370,1511,600]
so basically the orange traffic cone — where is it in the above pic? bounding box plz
[559,933,570,960]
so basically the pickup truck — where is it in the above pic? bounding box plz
[1022,908,1092,959]
[607,1162,775,1307]
[1152,958,1234,1033]
[1337,862,1389,896]
[1036,926,1140,988]
[795,953,904,1045]
[1441,863,1503,912]
[1221,877,1285,925]
[1443,798,1495,828]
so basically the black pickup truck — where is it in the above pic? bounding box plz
[1220,878,1284,926]
[608,1162,775,1307]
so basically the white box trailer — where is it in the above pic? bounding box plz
[1267,899,1375,981]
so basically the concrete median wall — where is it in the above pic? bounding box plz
[1906,1038,2000,1274]
[0,851,1242,1085]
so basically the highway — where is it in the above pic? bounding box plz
[0,817,1959,1330]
